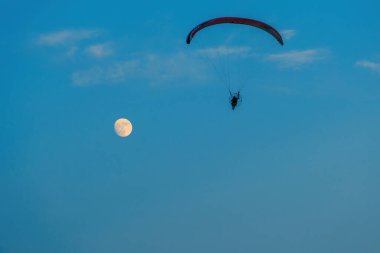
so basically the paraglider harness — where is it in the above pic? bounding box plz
[229,90,241,110]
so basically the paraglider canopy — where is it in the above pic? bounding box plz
[186,17,284,45]
[186,16,283,111]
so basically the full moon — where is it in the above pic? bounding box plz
[114,118,133,137]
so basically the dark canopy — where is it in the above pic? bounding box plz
[186,17,283,45]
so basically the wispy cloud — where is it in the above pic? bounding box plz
[281,29,296,40]
[36,29,101,46]
[85,43,113,58]
[66,46,79,58]
[196,46,252,58]
[71,52,209,86]
[71,60,138,85]
[356,60,380,74]
[266,49,328,68]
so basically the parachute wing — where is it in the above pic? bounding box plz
[186,17,283,45]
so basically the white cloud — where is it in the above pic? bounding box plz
[71,60,140,86]
[266,49,328,68]
[66,46,79,58]
[356,60,380,74]
[71,52,210,86]
[281,29,296,40]
[85,43,113,58]
[36,29,100,46]
[196,46,252,58]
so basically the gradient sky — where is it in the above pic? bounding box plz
[1,0,380,252]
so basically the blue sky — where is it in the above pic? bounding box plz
[1,0,380,252]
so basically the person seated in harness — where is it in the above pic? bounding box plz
[229,91,241,110]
